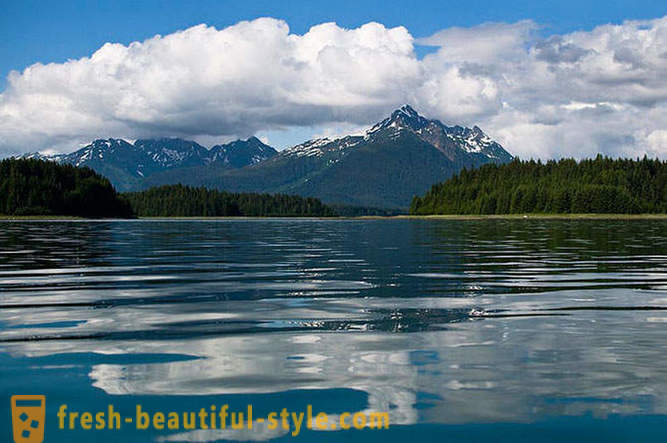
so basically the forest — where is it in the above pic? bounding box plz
[0,158,133,217]
[123,184,336,217]
[411,156,667,215]
[0,159,335,218]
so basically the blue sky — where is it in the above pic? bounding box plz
[1,0,666,158]
[2,0,665,91]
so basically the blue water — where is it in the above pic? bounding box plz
[1,219,666,442]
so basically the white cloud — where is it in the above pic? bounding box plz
[1,16,667,159]
[646,129,667,156]
[416,20,538,63]
[415,16,667,159]
[0,19,418,154]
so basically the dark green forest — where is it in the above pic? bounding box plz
[0,158,133,217]
[123,184,336,217]
[328,204,403,217]
[411,157,667,215]
[0,159,335,218]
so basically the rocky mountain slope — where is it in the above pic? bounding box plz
[20,137,276,191]
[22,106,512,208]
[142,105,513,208]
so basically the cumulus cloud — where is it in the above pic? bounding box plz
[0,19,419,154]
[414,16,667,158]
[1,16,667,159]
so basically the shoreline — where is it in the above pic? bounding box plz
[0,213,667,221]
[373,213,667,220]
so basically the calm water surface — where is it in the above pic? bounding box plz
[1,219,666,442]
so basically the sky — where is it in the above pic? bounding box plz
[1,0,666,158]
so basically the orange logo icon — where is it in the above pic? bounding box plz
[11,395,45,443]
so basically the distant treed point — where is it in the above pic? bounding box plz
[0,159,337,218]
[0,158,133,217]
[410,157,667,215]
[123,185,336,217]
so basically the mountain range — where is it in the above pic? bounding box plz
[20,136,277,191]
[20,105,513,209]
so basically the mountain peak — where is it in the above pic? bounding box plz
[366,104,430,137]
[89,138,128,146]
[389,104,429,128]
[362,105,512,162]
[394,104,420,118]
[209,137,277,167]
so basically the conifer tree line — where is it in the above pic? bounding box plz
[0,159,335,217]
[411,156,667,215]
[0,158,133,217]
[123,184,336,217]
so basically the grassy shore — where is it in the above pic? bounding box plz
[0,215,87,220]
[388,213,667,220]
[1,213,667,221]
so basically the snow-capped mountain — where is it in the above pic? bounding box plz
[278,105,511,164]
[133,138,210,169]
[19,137,277,190]
[209,137,277,168]
[141,105,513,209]
[280,136,364,163]
[18,105,511,208]
[367,105,511,160]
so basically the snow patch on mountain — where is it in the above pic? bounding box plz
[362,105,510,161]
[282,135,364,158]
[284,138,333,157]
[18,137,277,177]
[14,106,511,192]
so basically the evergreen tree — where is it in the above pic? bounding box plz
[410,157,666,215]
[0,158,133,217]
[123,184,336,217]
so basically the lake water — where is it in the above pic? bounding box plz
[1,219,666,442]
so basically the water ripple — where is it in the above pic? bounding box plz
[1,219,666,429]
